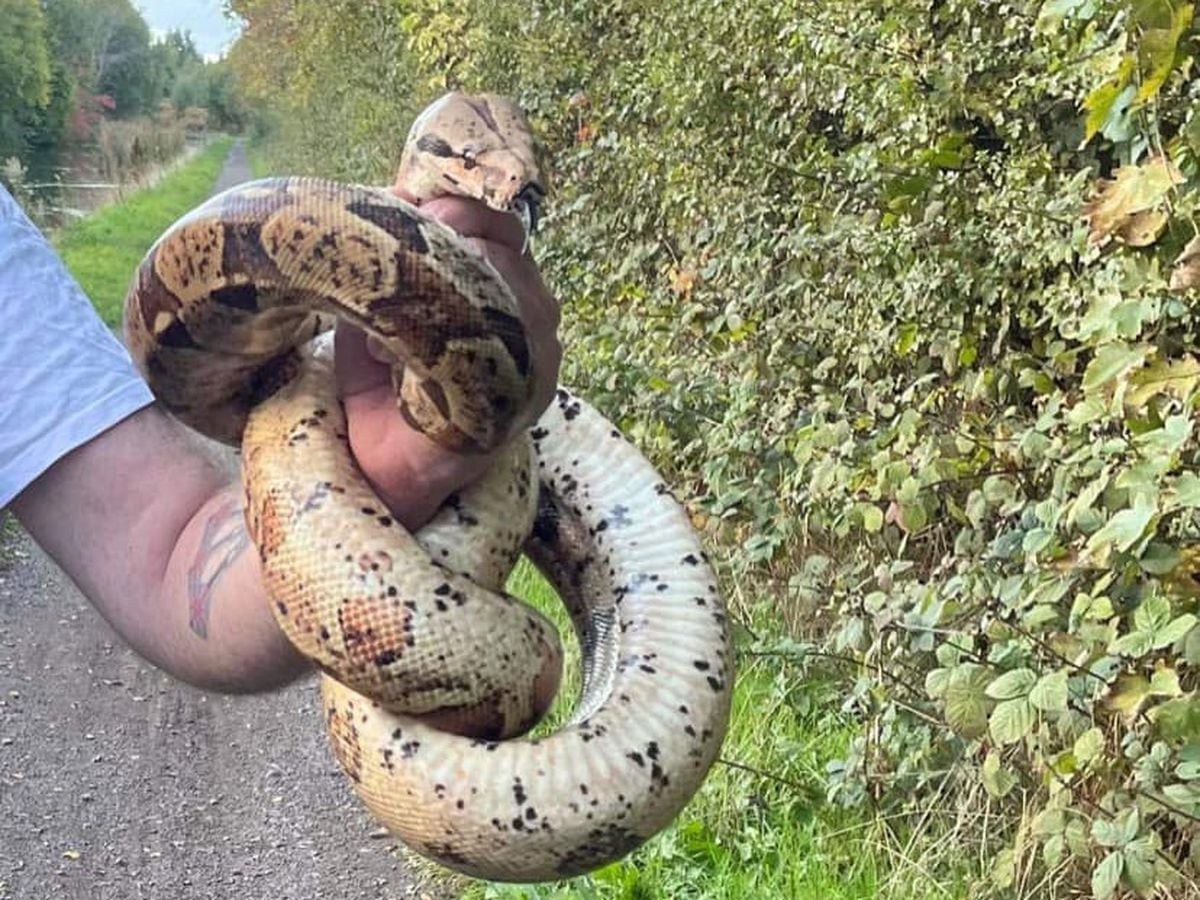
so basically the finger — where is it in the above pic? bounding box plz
[416,196,528,253]
[334,321,392,398]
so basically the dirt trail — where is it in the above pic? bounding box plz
[0,140,446,900]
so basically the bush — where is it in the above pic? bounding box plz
[232,1,1200,895]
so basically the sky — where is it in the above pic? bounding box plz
[136,0,244,61]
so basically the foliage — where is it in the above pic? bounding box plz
[55,137,233,324]
[5,0,242,176]
[0,0,52,160]
[232,0,1200,896]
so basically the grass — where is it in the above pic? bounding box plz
[402,560,975,900]
[54,137,234,325]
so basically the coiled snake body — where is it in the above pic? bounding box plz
[123,93,733,882]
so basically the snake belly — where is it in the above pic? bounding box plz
[123,161,733,880]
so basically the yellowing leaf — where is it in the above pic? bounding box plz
[1170,236,1200,292]
[1082,156,1183,247]
[668,266,698,297]
[1136,3,1195,102]
[1107,673,1151,718]
[1127,354,1200,406]
[1115,208,1168,246]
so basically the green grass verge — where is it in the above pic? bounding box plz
[54,137,234,325]
[407,562,969,900]
[246,140,273,179]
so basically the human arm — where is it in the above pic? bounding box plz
[6,194,561,694]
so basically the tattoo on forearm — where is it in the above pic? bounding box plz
[187,495,251,638]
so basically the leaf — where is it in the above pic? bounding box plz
[1136,3,1195,102]
[668,266,698,297]
[944,664,992,738]
[1171,472,1200,508]
[1092,850,1123,899]
[859,503,884,533]
[1153,613,1196,648]
[1085,496,1156,556]
[1154,696,1200,743]
[1075,727,1105,765]
[1084,80,1136,145]
[1134,593,1171,633]
[1150,664,1182,697]
[925,667,951,699]
[990,697,1036,745]
[898,502,927,533]
[982,751,1018,798]
[986,668,1037,701]
[1092,808,1136,848]
[1107,673,1151,716]
[1138,542,1181,575]
[1123,836,1158,891]
[1082,156,1183,247]
[1115,208,1169,246]
[1029,670,1070,712]
[1083,342,1149,393]
[1170,236,1200,292]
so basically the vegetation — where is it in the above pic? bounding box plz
[0,0,244,190]
[239,0,1200,896]
[55,137,232,324]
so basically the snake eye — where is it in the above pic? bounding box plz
[461,147,478,170]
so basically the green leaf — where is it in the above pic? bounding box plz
[981,751,1018,798]
[1134,593,1170,633]
[944,664,992,739]
[1123,838,1157,891]
[1136,3,1195,102]
[1154,696,1200,743]
[986,668,1037,701]
[1075,727,1105,765]
[1092,808,1134,848]
[1029,670,1070,712]
[925,667,951,699]
[1082,342,1147,392]
[1139,542,1180,575]
[1086,496,1156,556]
[1149,665,1182,697]
[859,503,883,533]
[990,697,1036,745]
[1153,613,1196,649]
[1171,472,1200,508]
[1091,850,1123,899]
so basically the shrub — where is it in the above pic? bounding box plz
[232,1,1200,894]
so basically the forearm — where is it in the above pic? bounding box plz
[11,405,308,693]
[156,486,309,692]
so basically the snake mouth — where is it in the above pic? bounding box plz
[512,182,545,242]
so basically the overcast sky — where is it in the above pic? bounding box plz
[135,0,244,60]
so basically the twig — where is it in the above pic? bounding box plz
[717,757,812,795]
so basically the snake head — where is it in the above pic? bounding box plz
[396,92,546,240]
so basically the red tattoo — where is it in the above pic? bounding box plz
[187,496,250,638]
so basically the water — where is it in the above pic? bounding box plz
[17,146,123,227]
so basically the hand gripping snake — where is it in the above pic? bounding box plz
[122,92,733,882]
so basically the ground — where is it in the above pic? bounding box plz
[0,141,441,900]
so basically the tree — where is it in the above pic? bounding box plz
[0,0,51,159]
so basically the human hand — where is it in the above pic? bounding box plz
[335,194,562,531]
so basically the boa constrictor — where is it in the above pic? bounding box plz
[122,92,733,882]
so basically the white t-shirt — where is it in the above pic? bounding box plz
[0,184,154,507]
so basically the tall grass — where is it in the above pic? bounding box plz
[54,137,233,324]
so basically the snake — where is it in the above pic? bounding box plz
[122,92,734,882]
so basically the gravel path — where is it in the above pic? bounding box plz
[0,140,449,900]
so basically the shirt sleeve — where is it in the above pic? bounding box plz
[0,184,154,507]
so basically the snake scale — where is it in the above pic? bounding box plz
[122,92,733,882]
